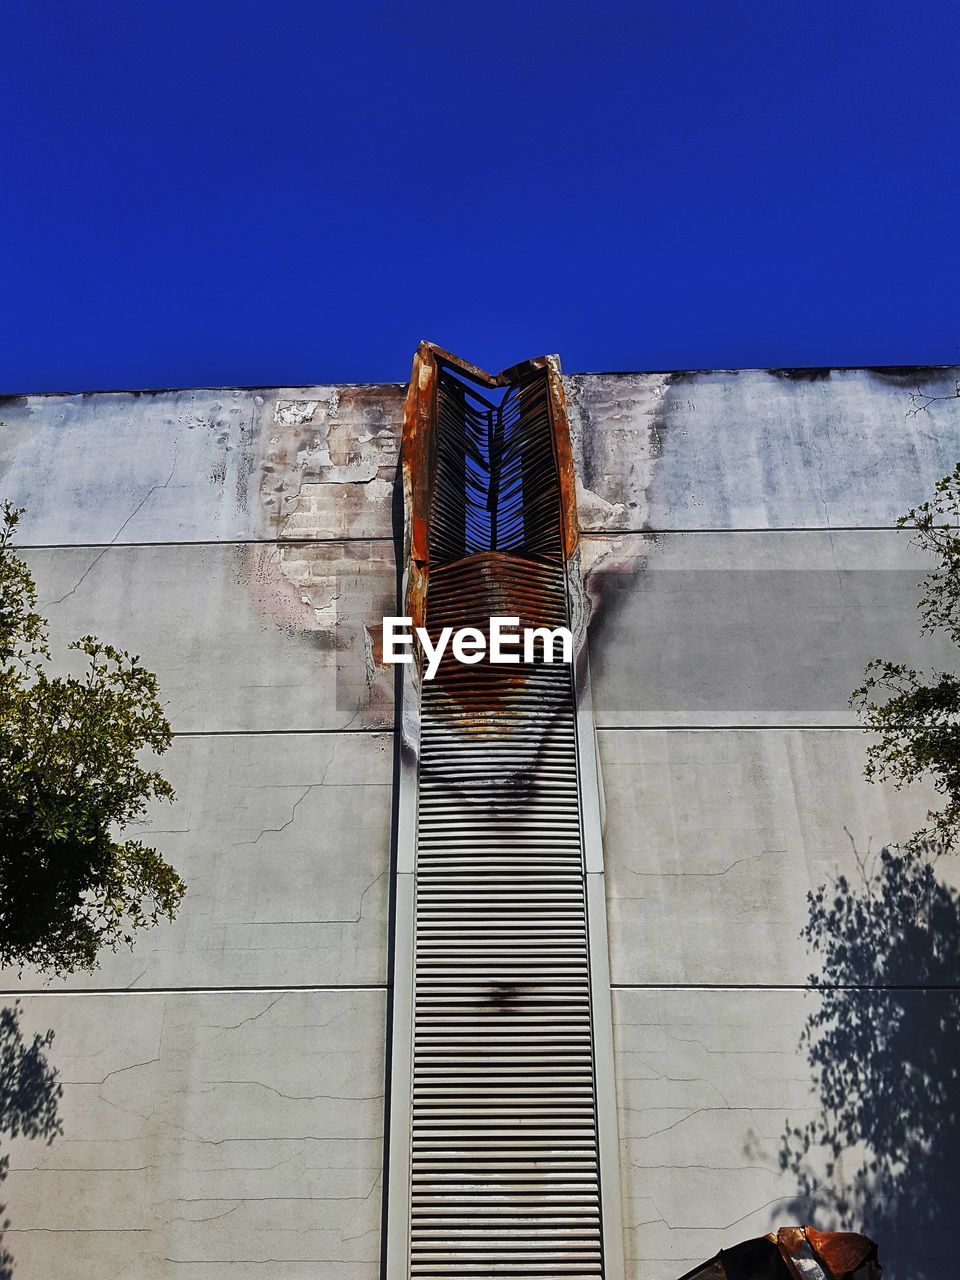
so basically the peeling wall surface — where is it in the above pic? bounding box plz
[1,367,959,1278]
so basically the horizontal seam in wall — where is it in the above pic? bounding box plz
[163,726,871,738]
[16,536,395,550]
[7,982,956,997]
[14,525,932,552]
[596,724,864,732]
[171,727,392,737]
[610,982,960,992]
[582,525,921,535]
[163,725,869,737]
[0,983,390,996]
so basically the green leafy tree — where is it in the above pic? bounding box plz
[851,461,960,855]
[0,501,184,975]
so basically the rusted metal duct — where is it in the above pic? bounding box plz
[676,1226,882,1280]
[385,344,622,1279]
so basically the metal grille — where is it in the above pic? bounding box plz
[408,364,604,1278]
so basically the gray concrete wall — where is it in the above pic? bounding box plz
[4,369,959,545]
[4,990,384,1280]
[1,366,959,1279]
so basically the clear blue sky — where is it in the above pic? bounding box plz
[2,0,958,392]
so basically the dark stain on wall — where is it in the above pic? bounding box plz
[767,367,833,381]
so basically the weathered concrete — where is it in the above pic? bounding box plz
[2,733,393,992]
[614,986,959,1280]
[23,541,396,731]
[4,368,959,545]
[1,989,385,1279]
[585,529,952,726]
[2,366,959,1279]
[21,529,950,733]
[601,728,951,986]
[615,986,808,1280]
[568,367,960,531]
[0,385,403,546]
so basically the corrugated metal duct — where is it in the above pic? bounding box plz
[385,344,623,1280]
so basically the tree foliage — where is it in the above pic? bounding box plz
[0,502,184,975]
[851,461,960,854]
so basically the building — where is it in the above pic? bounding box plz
[1,355,958,1278]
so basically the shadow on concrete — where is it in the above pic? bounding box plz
[780,841,960,1278]
[0,1002,63,1278]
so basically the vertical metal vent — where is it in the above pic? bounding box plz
[387,344,623,1280]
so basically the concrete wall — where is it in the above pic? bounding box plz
[1,366,959,1278]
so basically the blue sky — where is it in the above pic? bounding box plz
[2,0,957,391]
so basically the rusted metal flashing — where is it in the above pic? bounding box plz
[401,343,579,633]
[677,1227,881,1280]
[401,342,438,629]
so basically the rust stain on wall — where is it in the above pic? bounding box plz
[245,384,403,727]
[238,540,395,727]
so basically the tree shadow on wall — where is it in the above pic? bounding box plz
[0,1003,63,1279]
[779,841,960,1279]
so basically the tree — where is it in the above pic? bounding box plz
[0,501,185,975]
[851,461,960,856]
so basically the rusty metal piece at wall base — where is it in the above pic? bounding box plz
[779,1227,881,1279]
[675,1226,882,1280]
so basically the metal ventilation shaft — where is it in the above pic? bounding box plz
[386,344,623,1280]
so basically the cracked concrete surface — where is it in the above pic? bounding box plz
[25,541,396,732]
[4,369,960,544]
[3,368,960,1278]
[600,728,955,986]
[612,986,960,1278]
[0,733,393,992]
[2,991,385,1279]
